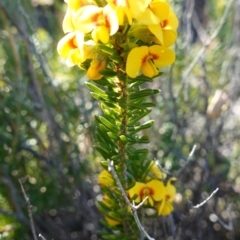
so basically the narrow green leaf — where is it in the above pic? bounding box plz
[98,116,119,132]
[128,120,154,132]
[99,44,117,55]
[95,146,111,158]
[100,161,108,167]
[132,148,149,154]
[119,135,128,143]
[111,55,123,64]
[85,81,106,95]
[111,154,121,161]
[129,89,160,100]
[105,91,121,97]
[91,92,108,101]
[140,102,156,108]
[98,200,112,212]
[107,132,119,140]
[127,109,152,126]
[128,74,153,82]
[136,135,149,143]
[99,69,117,77]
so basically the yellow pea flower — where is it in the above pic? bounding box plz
[87,57,107,80]
[57,31,96,66]
[62,8,76,33]
[62,0,96,33]
[128,23,157,43]
[148,8,179,46]
[73,5,119,43]
[134,0,170,25]
[106,0,132,25]
[156,179,176,216]
[98,170,114,186]
[128,179,165,207]
[126,45,175,78]
[127,0,150,19]
[147,161,167,180]
[106,0,151,25]
[57,31,84,65]
[64,0,95,11]
[100,195,121,226]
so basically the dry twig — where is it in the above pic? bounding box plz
[19,179,38,240]
[107,160,155,240]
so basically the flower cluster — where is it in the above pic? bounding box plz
[57,0,178,80]
[128,161,176,216]
[98,162,176,226]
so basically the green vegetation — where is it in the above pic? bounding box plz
[0,0,239,239]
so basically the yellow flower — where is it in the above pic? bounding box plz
[57,31,96,66]
[148,8,179,46]
[127,0,150,19]
[101,195,121,226]
[134,0,170,25]
[64,0,95,11]
[147,161,167,180]
[57,31,84,65]
[98,170,114,186]
[72,5,119,43]
[126,45,175,78]
[128,179,165,206]
[128,23,156,43]
[62,0,95,33]
[105,216,121,226]
[87,57,107,80]
[106,0,132,25]
[156,179,176,216]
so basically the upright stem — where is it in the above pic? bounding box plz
[116,75,129,177]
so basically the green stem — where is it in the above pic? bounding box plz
[116,75,129,178]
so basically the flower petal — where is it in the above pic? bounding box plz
[148,161,167,180]
[165,181,176,202]
[150,0,170,22]
[149,45,175,67]
[62,8,75,33]
[146,179,165,201]
[141,59,158,78]
[148,24,164,45]
[162,29,177,47]
[103,4,119,35]
[158,201,174,216]
[136,8,160,25]
[166,8,179,31]
[73,5,101,33]
[98,170,114,186]
[128,0,150,19]
[87,58,107,80]
[57,32,77,59]
[128,181,146,203]
[126,46,148,78]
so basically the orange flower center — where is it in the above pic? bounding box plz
[161,20,168,28]
[140,187,154,198]
[142,53,159,64]
[69,37,78,48]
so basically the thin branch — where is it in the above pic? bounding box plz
[19,179,38,240]
[176,144,197,176]
[39,234,47,240]
[227,204,235,240]
[181,0,234,99]
[208,203,235,235]
[192,188,219,209]
[154,159,172,177]
[107,160,155,240]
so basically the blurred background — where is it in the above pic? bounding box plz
[0,0,239,239]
